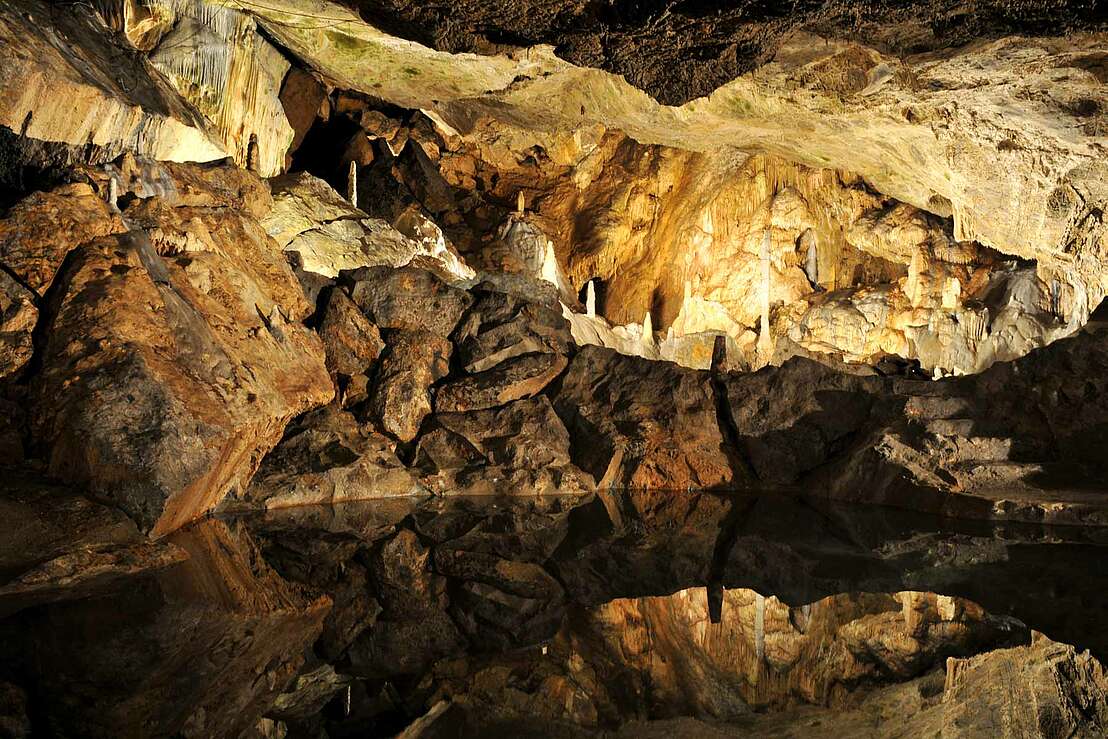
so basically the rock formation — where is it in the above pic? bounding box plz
[1,0,1108,736]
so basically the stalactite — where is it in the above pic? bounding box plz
[347,161,358,208]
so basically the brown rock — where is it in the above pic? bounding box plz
[0,270,35,381]
[318,287,383,378]
[0,182,126,295]
[551,346,735,489]
[345,265,472,336]
[453,290,573,373]
[942,639,1108,737]
[279,66,326,157]
[366,329,451,442]
[434,352,568,412]
[31,170,332,536]
[416,396,595,495]
[722,357,887,485]
[238,405,426,510]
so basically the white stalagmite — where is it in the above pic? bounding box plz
[516,190,526,215]
[756,230,773,363]
[804,231,819,286]
[586,279,596,317]
[541,240,559,285]
[347,161,358,208]
[642,310,654,347]
[907,249,924,306]
[941,276,961,310]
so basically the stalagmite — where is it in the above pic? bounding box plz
[907,250,924,307]
[347,161,358,208]
[756,230,773,363]
[642,311,654,348]
[803,230,819,286]
[754,592,766,664]
[516,190,526,215]
[541,241,559,286]
[586,280,596,317]
[942,277,961,311]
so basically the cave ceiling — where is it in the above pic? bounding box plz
[341,0,1108,105]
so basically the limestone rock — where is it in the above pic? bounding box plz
[346,265,473,336]
[318,287,383,378]
[279,67,326,157]
[551,346,736,489]
[238,405,427,510]
[942,638,1108,737]
[0,0,227,166]
[722,358,888,485]
[30,164,332,536]
[0,182,127,295]
[0,271,35,381]
[434,352,568,413]
[365,330,451,442]
[264,173,475,280]
[142,0,294,176]
[454,288,574,373]
[415,396,595,495]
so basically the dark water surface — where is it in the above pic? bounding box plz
[4,489,1108,737]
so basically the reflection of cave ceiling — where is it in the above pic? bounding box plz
[343,0,1108,104]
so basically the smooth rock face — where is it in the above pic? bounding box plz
[28,163,332,536]
[553,346,736,489]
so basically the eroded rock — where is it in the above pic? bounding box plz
[552,346,736,489]
[29,163,332,536]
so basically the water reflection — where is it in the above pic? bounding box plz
[3,489,1108,737]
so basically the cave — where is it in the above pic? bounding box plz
[1,0,1108,736]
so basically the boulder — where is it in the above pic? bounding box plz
[346,265,472,336]
[452,289,574,373]
[721,357,889,485]
[551,346,736,489]
[365,330,451,443]
[942,638,1108,736]
[415,396,595,495]
[318,287,383,378]
[238,405,427,510]
[0,270,35,381]
[30,165,332,536]
[0,182,127,295]
[434,352,568,412]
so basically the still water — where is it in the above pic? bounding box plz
[4,489,1108,737]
